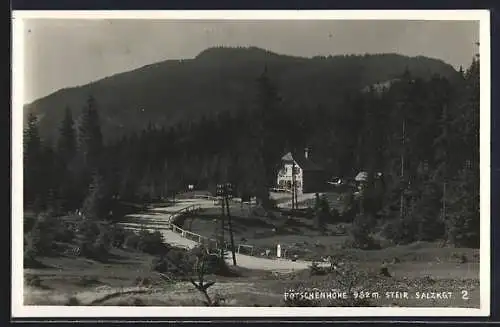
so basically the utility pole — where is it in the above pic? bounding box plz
[224,183,237,266]
[217,183,237,265]
[293,167,299,209]
[216,184,226,259]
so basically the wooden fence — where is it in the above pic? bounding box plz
[166,203,256,255]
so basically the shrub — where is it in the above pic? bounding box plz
[24,242,44,268]
[52,218,76,243]
[314,195,330,231]
[330,208,340,222]
[108,224,128,248]
[382,218,416,245]
[76,220,111,260]
[81,173,112,220]
[309,261,330,276]
[137,230,167,255]
[124,232,141,250]
[80,242,108,261]
[339,204,357,222]
[26,214,56,257]
[191,244,234,276]
[151,248,195,277]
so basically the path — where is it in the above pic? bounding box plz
[271,192,320,209]
[119,198,319,272]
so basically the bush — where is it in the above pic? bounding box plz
[137,230,167,255]
[80,241,108,261]
[330,208,340,222]
[314,195,330,231]
[150,244,230,279]
[53,219,76,243]
[24,237,45,268]
[108,224,128,248]
[309,261,330,276]
[382,218,416,245]
[124,232,141,250]
[76,220,111,260]
[339,204,357,222]
[346,214,380,250]
[26,214,56,257]
[151,248,195,277]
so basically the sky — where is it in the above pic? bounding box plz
[23,19,479,104]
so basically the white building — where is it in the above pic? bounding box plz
[276,148,326,194]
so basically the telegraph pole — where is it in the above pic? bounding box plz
[293,165,299,209]
[217,183,237,265]
[224,183,237,266]
[216,184,226,259]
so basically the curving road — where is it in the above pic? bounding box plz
[119,197,324,272]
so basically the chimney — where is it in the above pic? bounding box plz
[304,147,309,159]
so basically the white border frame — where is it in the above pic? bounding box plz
[11,10,491,318]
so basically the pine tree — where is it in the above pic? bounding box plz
[445,166,479,247]
[314,195,330,232]
[253,67,284,202]
[444,55,480,248]
[77,96,103,170]
[82,172,110,220]
[411,164,445,241]
[56,107,79,211]
[58,107,77,164]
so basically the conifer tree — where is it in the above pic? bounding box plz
[253,67,284,203]
[77,96,103,170]
[58,107,76,165]
[24,113,43,206]
[56,107,79,211]
[82,172,109,220]
[445,166,479,247]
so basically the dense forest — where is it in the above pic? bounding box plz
[25,47,460,142]
[23,51,480,248]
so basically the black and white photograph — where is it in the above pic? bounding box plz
[12,10,490,317]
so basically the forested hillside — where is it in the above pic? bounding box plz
[25,46,460,142]
[23,48,479,248]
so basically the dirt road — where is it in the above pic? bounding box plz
[120,199,319,272]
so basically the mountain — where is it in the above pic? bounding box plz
[24,46,460,142]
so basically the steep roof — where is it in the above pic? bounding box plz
[281,151,324,171]
[355,171,369,181]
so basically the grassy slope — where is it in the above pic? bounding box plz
[24,233,480,307]
[23,197,479,307]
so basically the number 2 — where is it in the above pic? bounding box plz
[462,290,469,300]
